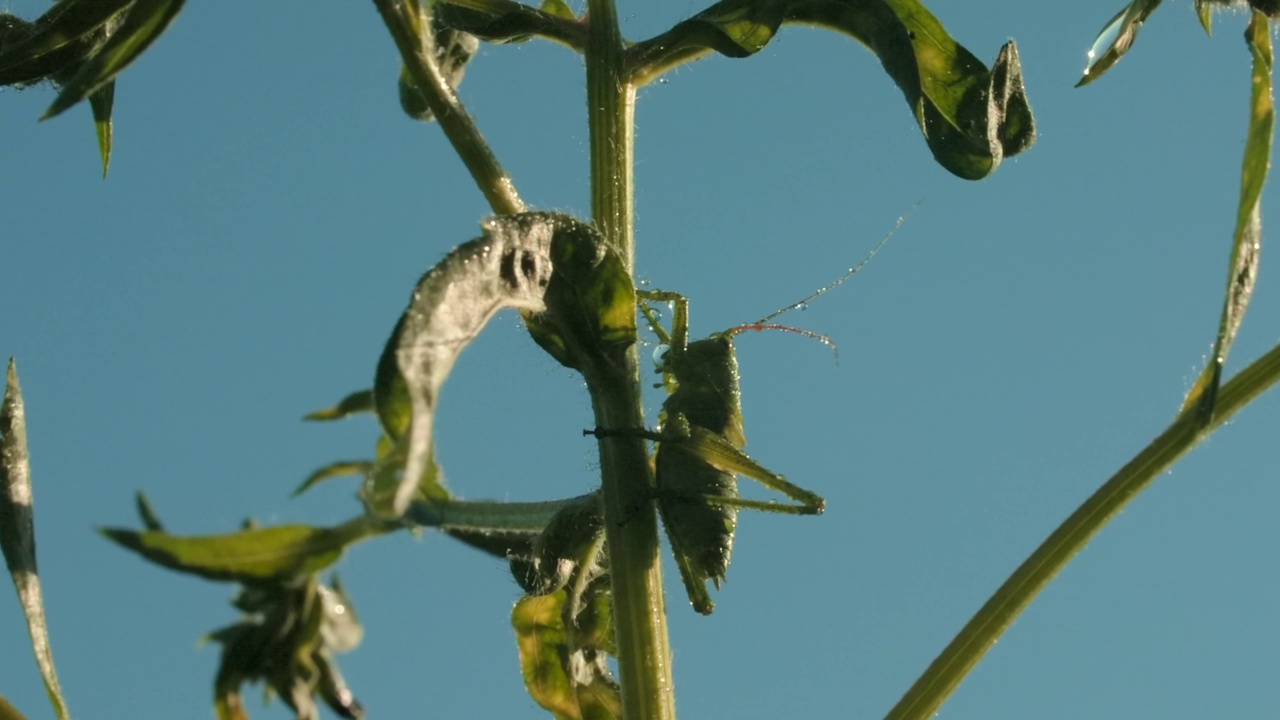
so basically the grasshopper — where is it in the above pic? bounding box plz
[595,212,907,614]
[633,291,827,614]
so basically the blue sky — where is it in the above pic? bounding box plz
[3,0,1279,718]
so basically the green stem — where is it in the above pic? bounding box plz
[586,0,636,269]
[406,494,592,533]
[584,2,676,719]
[372,0,524,214]
[886,340,1280,720]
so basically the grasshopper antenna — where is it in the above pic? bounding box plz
[725,322,841,363]
[753,199,921,326]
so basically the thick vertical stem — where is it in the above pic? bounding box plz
[584,2,676,719]
[586,0,636,269]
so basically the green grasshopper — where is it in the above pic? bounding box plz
[630,292,826,615]
[600,214,906,614]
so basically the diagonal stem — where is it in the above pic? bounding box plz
[371,0,524,214]
[886,340,1280,720]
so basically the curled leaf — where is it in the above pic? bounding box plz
[372,212,631,517]
[627,0,1035,179]
[372,214,557,515]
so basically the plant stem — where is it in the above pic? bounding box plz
[586,0,636,270]
[886,340,1280,720]
[372,0,524,214]
[406,494,593,533]
[584,2,676,719]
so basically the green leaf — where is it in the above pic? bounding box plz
[0,0,131,86]
[539,0,577,21]
[293,460,374,497]
[43,0,186,120]
[1,360,72,720]
[1075,0,1164,88]
[363,432,454,517]
[134,490,165,531]
[373,325,411,440]
[100,515,388,583]
[0,696,30,720]
[303,389,375,421]
[1194,0,1214,36]
[513,592,621,720]
[1180,9,1272,421]
[434,0,586,51]
[627,0,1035,180]
[90,80,114,177]
[524,214,636,374]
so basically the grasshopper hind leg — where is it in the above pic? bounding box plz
[659,501,725,616]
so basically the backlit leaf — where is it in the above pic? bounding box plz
[303,389,375,422]
[0,0,130,86]
[373,215,555,514]
[1,360,71,720]
[293,461,374,497]
[90,80,114,176]
[513,592,621,720]
[627,0,1035,179]
[101,515,389,583]
[1075,0,1163,87]
[43,0,185,119]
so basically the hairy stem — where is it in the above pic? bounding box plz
[372,0,524,214]
[886,341,1280,720]
[584,2,676,719]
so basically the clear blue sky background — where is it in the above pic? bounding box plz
[4,0,1279,718]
